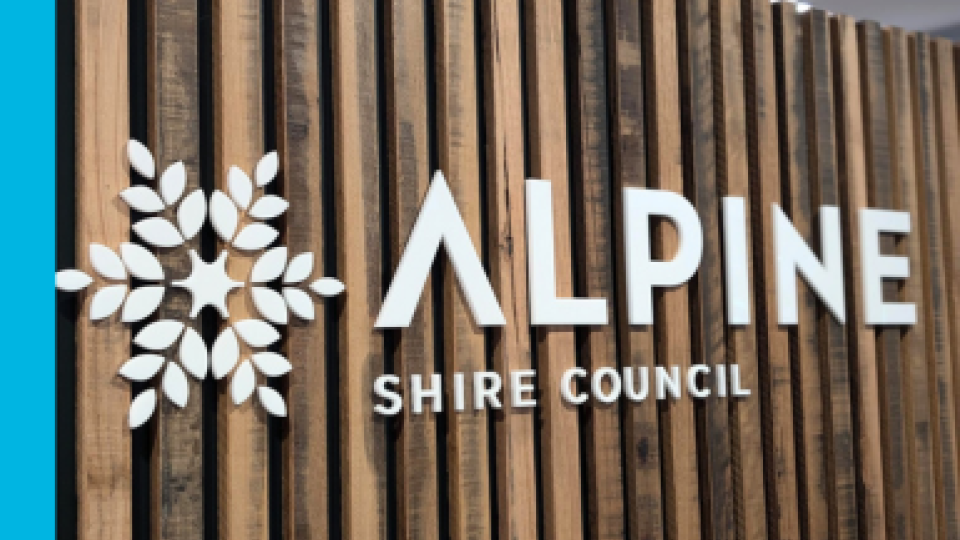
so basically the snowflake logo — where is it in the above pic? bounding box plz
[55,140,344,429]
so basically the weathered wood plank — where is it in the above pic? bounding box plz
[712,1,767,538]
[773,7,829,539]
[275,0,327,537]
[832,14,885,540]
[384,2,439,538]
[643,1,701,538]
[885,28,938,540]
[567,1,625,538]
[802,11,859,540]
[480,2,538,539]
[743,2,800,537]
[678,1,734,538]
[147,0,204,537]
[606,0,664,537]
[523,0,582,539]
[858,20,911,540]
[213,0,268,538]
[435,2,493,539]
[910,32,960,540]
[330,0,389,538]
[75,0,131,538]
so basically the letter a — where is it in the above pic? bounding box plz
[375,171,506,328]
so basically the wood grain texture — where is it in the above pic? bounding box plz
[713,1,767,538]
[275,0,327,538]
[384,2,439,538]
[885,28,939,540]
[606,0,665,537]
[75,0,131,538]
[643,1,701,538]
[858,20,911,540]
[435,2,493,539]
[331,0,389,538]
[523,1,583,539]
[567,1,626,538]
[678,1,734,539]
[802,12,859,540]
[480,2,539,539]
[213,0,268,539]
[774,7,829,539]
[832,14,885,540]
[147,0,204,538]
[910,33,960,540]
[743,2,801,537]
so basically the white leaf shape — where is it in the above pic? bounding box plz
[251,352,293,377]
[283,287,315,320]
[121,286,165,323]
[179,327,208,380]
[228,166,254,210]
[232,223,279,251]
[310,277,345,297]
[212,327,240,379]
[210,190,239,242]
[120,186,165,213]
[255,151,279,187]
[134,320,185,351]
[248,195,289,220]
[252,287,288,325]
[177,189,207,241]
[118,354,166,382]
[55,269,93,291]
[258,386,287,417]
[163,362,189,408]
[251,247,288,283]
[120,242,164,281]
[233,319,281,348]
[129,389,157,429]
[160,161,186,206]
[231,360,256,405]
[133,217,185,248]
[127,140,155,179]
[90,243,127,280]
[90,285,127,320]
[283,253,313,284]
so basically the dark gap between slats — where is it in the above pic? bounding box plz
[129,0,153,537]
[197,0,219,538]
[316,0,343,536]
[375,2,400,538]
[55,0,78,538]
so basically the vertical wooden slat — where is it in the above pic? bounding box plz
[384,2,439,539]
[435,2,493,539]
[859,20,911,540]
[524,1,582,539]
[606,0,665,537]
[832,14,885,540]
[643,1,701,538]
[567,1,625,539]
[480,1,539,539]
[276,0,327,537]
[802,11,859,540]
[885,28,938,540]
[743,2,800,537]
[147,0,204,538]
[678,1,734,538]
[75,0,131,538]
[213,0,268,538]
[774,7,829,539]
[331,0,389,538]
[713,1,767,538]
[910,32,960,540]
